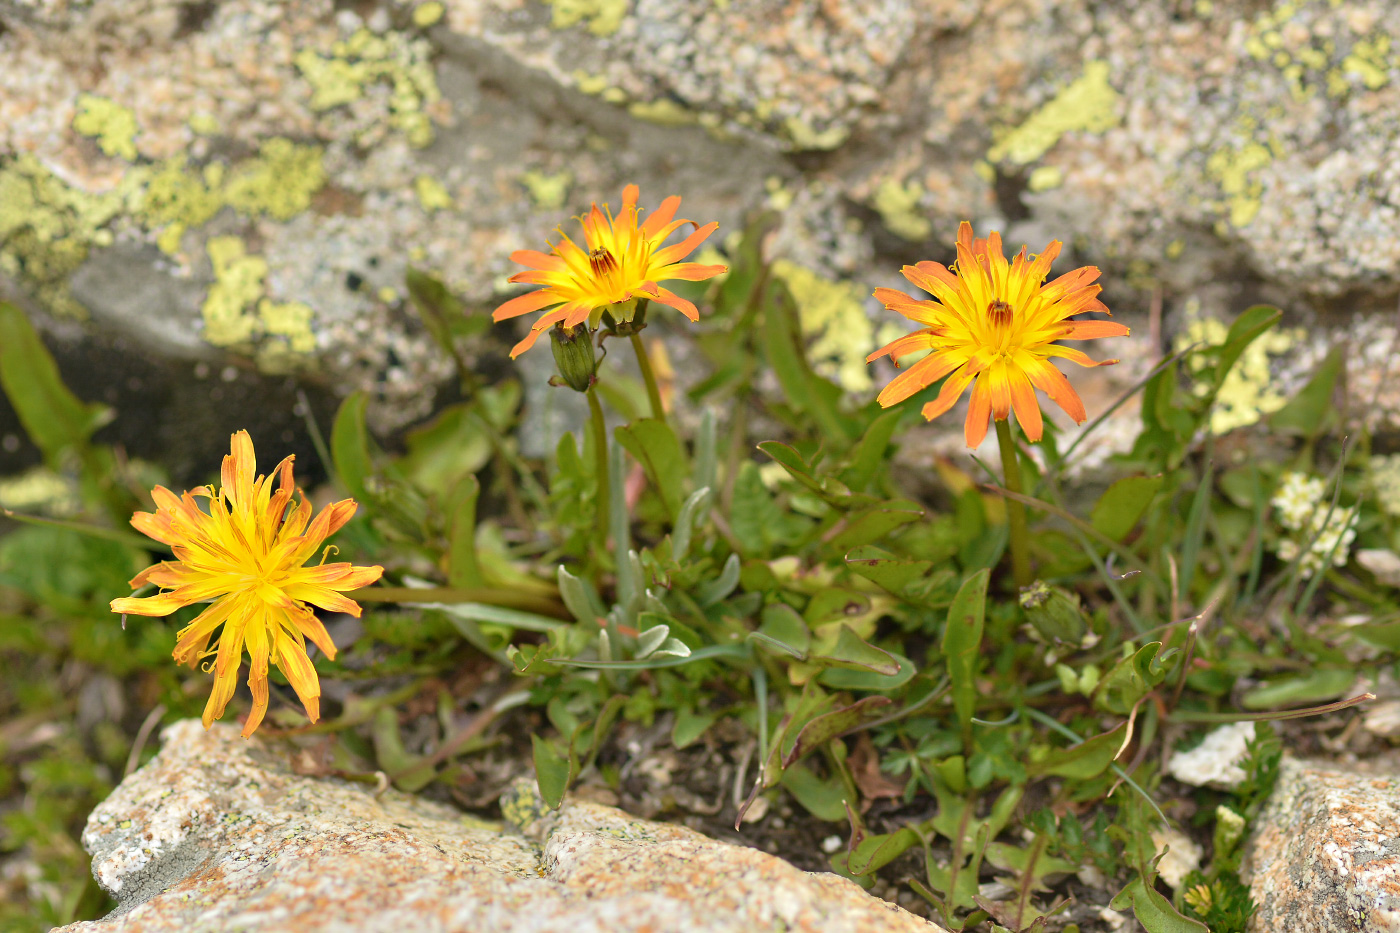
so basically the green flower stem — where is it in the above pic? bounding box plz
[587,385,611,547]
[995,417,1032,588]
[630,333,667,422]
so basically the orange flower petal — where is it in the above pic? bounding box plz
[876,349,967,407]
[493,289,562,322]
[1059,319,1130,340]
[651,221,718,266]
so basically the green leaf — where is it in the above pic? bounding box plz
[615,418,688,521]
[943,569,990,736]
[840,409,903,491]
[1110,876,1208,933]
[751,602,811,657]
[757,440,870,510]
[1090,476,1163,542]
[0,302,112,466]
[447,475,483,588]
[405,268,488,357]
[762,280,854,446]
[532,734,572,810]
[1179,461,1214,597]
[819,652,917,690]
[781,696,894,767]
[1270,346,1342,437]
[672,706,718,749]
[1094,642,1171,715]
[400,404,493,499]
[695,552,741,606]
[843,827,920,875]
[844,546,936,601]
[1213,305,1281,392]
[330,391,375,503]
[780,762,848,821]
[1030,721,1128,780]
[556,565,600,624]
[812,625,901,675]
[825,502,923,552]
[1241,669,1354,710]
[671,487,712,563]
[372,707,435,792]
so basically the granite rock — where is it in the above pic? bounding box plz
[1243,756,1400,933]
[56,719,942,933]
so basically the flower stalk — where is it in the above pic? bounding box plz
[995,417,1032,588]
[587,385,610,547]
[631,333,666,422]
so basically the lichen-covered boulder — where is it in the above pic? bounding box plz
[1243,756,1400,933]
[5,0,1400,446]
[57,719,941,933]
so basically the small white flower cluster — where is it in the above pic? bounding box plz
[1371,454,1400,517]
[1272,471,1357,578]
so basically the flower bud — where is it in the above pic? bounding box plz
[549,324,597,392]
[1019,580,1089,646]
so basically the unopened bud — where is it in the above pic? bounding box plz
[549,324,597,392]
[1019,580,1088,646]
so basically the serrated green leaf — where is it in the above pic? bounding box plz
[615,418,687,521]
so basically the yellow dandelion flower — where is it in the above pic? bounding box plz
[493,184,728,357]
[867,221,1129,447]
[111,431,383,737]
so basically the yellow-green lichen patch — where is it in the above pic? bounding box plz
[987,60,1122,165]
[1206,141,1272,227]
[1027,165,1064,193]
[1175,304,1303,435]
[571,71,611,95]
[871,178,930,241]
[414,175,454,212]
[543,0,629,37]
[202,236,267,347]
[0,155,140,318]
[628,99,697,126]
[412,1,445,27]
[72,94,139,161]
[294,28,442,148]
[772,260,874,392]
[783,116,849,151]
[520,171,572,211]
[258,299,318,353]
[139,157,225,255]
[1343,33,1393,89]
[223,138,327,222]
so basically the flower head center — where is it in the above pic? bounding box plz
[987,299,1014,329]
[589,247,621,287]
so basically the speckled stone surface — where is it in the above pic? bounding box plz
[55,719,942,933]
[1243,757,1400,933]
[8,0,1400,445]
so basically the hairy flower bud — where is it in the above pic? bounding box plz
[549,324,598,392]
[1019,580,1089,646]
